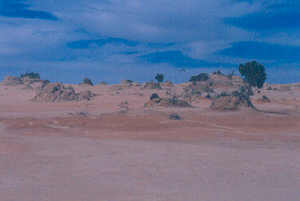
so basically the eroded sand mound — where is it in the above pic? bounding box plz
[143,81,162,89]
[210,89,254,111]
[33,83,95,102]
[1,76,23,86]
[145,94,191,108]
[181,81,213,102]
[97,81,107,86]
[77,90,95,101]
[21,76,42,85]
[121,80,133,86]
[181,74,252,103]
[162,81,174,88]
[24,78,50,90]
[1,75,50,90]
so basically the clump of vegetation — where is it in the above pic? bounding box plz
[210,89,254,111]
[77,111,89,117]
[239,61,266,89]
[219,91,229,97]
[212,70,223,75]
[261,95,271,103]
[40,80,50,89]
[189,73,209,82]
[168,113,182,120]
[239,85,253,96]
[150,93,160,101]
[167,96,191,107]
[155,73,164,83]
[82,78,94,86]
[20,72,40,79]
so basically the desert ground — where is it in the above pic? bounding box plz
[0,75,300,201]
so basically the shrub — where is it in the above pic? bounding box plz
[41,80,50,89]
[168,113,181,120]
[239,61,266,88]
[82,78,93,86]
[262,95,271,103]
[219,91,229,97]
[213,70,223,75]
[167,96,191,107]
[20,72,40,79]
[189,73,209,82]
[239,85,253,96]
[155,73,164,83]
[150,93,160,100]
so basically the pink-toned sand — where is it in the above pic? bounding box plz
[1,83,300,201]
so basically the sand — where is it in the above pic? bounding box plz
[0,82,300,201]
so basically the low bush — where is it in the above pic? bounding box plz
[189,73,209,82]
[213,70,223,75]
[82,78,93,86]
[20,72,40,79]
[150,93,160,100]
[168,113,182,120]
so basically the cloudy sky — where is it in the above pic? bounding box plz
[0,0,300,83]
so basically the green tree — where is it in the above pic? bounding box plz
[239,61,266,88]
[155,73,164,83]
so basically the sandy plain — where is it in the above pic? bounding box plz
[0,82,300,201]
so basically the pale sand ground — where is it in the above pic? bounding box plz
[1,83,300,201]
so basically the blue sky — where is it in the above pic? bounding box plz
[0,0,300,83]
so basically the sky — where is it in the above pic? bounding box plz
[0,0,300,83]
